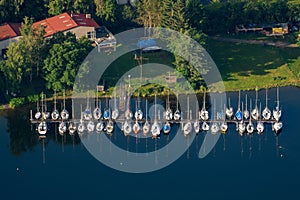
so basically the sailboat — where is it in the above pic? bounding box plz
[273,87,282,122]
[163,121,171,135]
[235,90,242,121]
[151,95,161,138]
[125,75,133,120]
[173,93,181,121]
[51,91,59,120]
[243,94,249,120]
[96,121,104,133]
[193,101,200,134]
[106,120,114,134]
[251,87,259,121]
[246,100,254,135]
[211,99,219,135]
[60,91,69,120]
[200,90,209,121]
[272,121,283,135]
[37,121,47,135]
[37,97,47,135]
[111,90,119,120]
[77,105,85,134]
[183,96,192,136]
[225,98,233,119]
[35,99,41,120]
[83,92,93,121]
[93,88,102,120]
[164,91,173,121]
[262,88,271,120]
[132,120,140,134]
[58,121,67,135]
[133,121,140,134]
[123,120,132,136]
[143,100,150,136]
[87,120,95,132]
[94,89,104,133]
[238,102,246,136]
[220,104,228,134]
[43,93,50,120]
[69,99,77,135]
[257,103,264,135]
[103,96,111,120]
[134,100,143,121]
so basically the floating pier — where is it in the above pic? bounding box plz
[30,87,283,138]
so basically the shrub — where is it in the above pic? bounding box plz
[9,97,25,108]
[27,94,39,103]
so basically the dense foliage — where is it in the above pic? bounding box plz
[1,0,299,99]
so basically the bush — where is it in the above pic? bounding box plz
[27,94,39,103]
[9,97,25,108]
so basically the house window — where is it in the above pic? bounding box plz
[87,31,96,40]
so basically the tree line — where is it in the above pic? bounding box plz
[0,18,93,94]
[1,0,299,97]
[1,0,299,33]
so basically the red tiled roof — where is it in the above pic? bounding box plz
[33,12,100,37]
[71,13,100,28]
[33,13,78,37]
[0,23,21,41]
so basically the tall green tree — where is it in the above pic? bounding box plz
[94,0,116,22]
[43,32,93,91]
[47,0,73,15]
[0,17,45,93]
[136,0,163,36]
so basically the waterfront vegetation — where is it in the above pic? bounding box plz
[1,0,300,107]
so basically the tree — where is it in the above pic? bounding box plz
[0,42,24,92]
[47,0,68,15]
[94,0,116,22]
[185,0,205,30]
[43,32,93,91]
[287,0,300,23]
[0,17,46,93]
[136,0,163,36]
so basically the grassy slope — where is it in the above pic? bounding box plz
[206,38,300,91]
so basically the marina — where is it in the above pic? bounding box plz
[29,87,283,138]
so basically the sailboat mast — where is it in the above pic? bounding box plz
[255,87,258,109]
[54,90,57,110]
[63,90,66,110]
[238,90,241,110]
[277,87,279,109]
[266,88,268,108]
[72,99,74,119]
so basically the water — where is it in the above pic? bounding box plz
[0,86,299,199]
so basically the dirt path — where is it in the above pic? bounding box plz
[210,36,298,48]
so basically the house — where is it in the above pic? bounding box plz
[0,23,21,58]
[1,12,116,58]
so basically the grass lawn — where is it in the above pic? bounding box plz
[206,38,300,91]
[100,38,300,93]
[102,50,175,87]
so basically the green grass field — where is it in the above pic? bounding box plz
[101,39,300,93]
[206,39,300,91]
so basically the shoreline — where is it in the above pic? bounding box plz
[0,84,298,111]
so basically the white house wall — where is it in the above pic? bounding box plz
[66,26,95,39]
[0,36,21,53]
